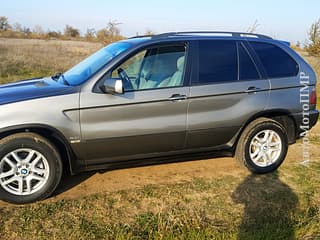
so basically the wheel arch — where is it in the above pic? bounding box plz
[230,109,297,155]
[0,124,77,175]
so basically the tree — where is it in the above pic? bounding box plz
[33,25,44,35]
[47,30,61,39]
[306,18,320,56]
[106,20,121,37]
[96,20,122,43]
[13,22,23,32]
[145,29,156,36]
[0,16,11,31]
[85,28,96,40]
[64,25,80,38]
[308,18,320,45]
[246,20,259,33]
[22,27,31,36]
[96,28,109,42]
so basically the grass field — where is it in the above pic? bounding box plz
[0,38,102,84]
[0,158,320,239]
[0,38,320,239]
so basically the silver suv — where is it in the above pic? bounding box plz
[0,32,318,204]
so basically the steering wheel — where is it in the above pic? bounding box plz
[118,68,133,90]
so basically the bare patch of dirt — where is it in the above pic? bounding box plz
[0,122,319,207]
[50,156,244,202]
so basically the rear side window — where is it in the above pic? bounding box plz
[250,42,299,78]
[196,40,237,85]
[239,43,260,80]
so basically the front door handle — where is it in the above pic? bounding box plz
[168,94,187,101]
[245,86,261,93]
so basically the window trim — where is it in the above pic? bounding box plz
[94,41,190,93]
[237,41,263,81]
[242,41,268,79]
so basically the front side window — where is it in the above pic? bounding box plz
[195,40,238,85]
[111,45,186,91]
[250,42,299,78]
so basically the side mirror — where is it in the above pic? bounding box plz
[100,78,123,94]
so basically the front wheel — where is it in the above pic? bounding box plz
[0,133,62,204]
[235,118,288,174]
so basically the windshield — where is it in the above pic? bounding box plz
[61,42,131,85]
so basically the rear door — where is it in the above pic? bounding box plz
[186,40,270,149]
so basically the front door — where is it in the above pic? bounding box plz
[79,43,190,163]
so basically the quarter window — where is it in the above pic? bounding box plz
[250,42,299,78]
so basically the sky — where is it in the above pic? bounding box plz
[1,0,320,43]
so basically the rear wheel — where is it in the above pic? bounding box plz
[0,133,62,204]
[235,118,288,174]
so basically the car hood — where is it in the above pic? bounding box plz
[0,77,78,106]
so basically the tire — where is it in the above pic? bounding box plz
[235,117,288,174]
[0,133,62,204]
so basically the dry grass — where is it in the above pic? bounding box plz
[0,163,319,239]
[300,51,320,108]
[0,38,102,84]
[298,50,320,85]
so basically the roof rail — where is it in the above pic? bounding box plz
[152,31,272,40]
[129,35,153,39]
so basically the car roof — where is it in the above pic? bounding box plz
[121,31,290,47]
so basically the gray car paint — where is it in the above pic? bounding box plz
[0,84,81,164]
[79,87,189,162]
[187,78,269,148]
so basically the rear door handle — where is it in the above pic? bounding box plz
[245,86,261,93]
[168,94,187,101]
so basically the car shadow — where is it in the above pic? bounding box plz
[52,150,232,197]
[232,171,298,239]
[52,171,95,197]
